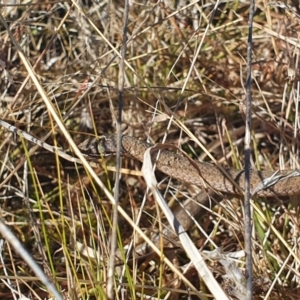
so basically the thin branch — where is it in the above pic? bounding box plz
[106,1,129,299]
[244,0,255,298]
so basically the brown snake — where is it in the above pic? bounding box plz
[79,134,300,197]
[78,134,300,254]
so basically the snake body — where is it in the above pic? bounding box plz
[79,134,300,197]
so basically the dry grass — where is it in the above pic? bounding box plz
[0,0,300,299]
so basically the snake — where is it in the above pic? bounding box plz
[78,134,300,253]
[78,134,300,197]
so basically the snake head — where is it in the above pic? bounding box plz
[78,135,120,157]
